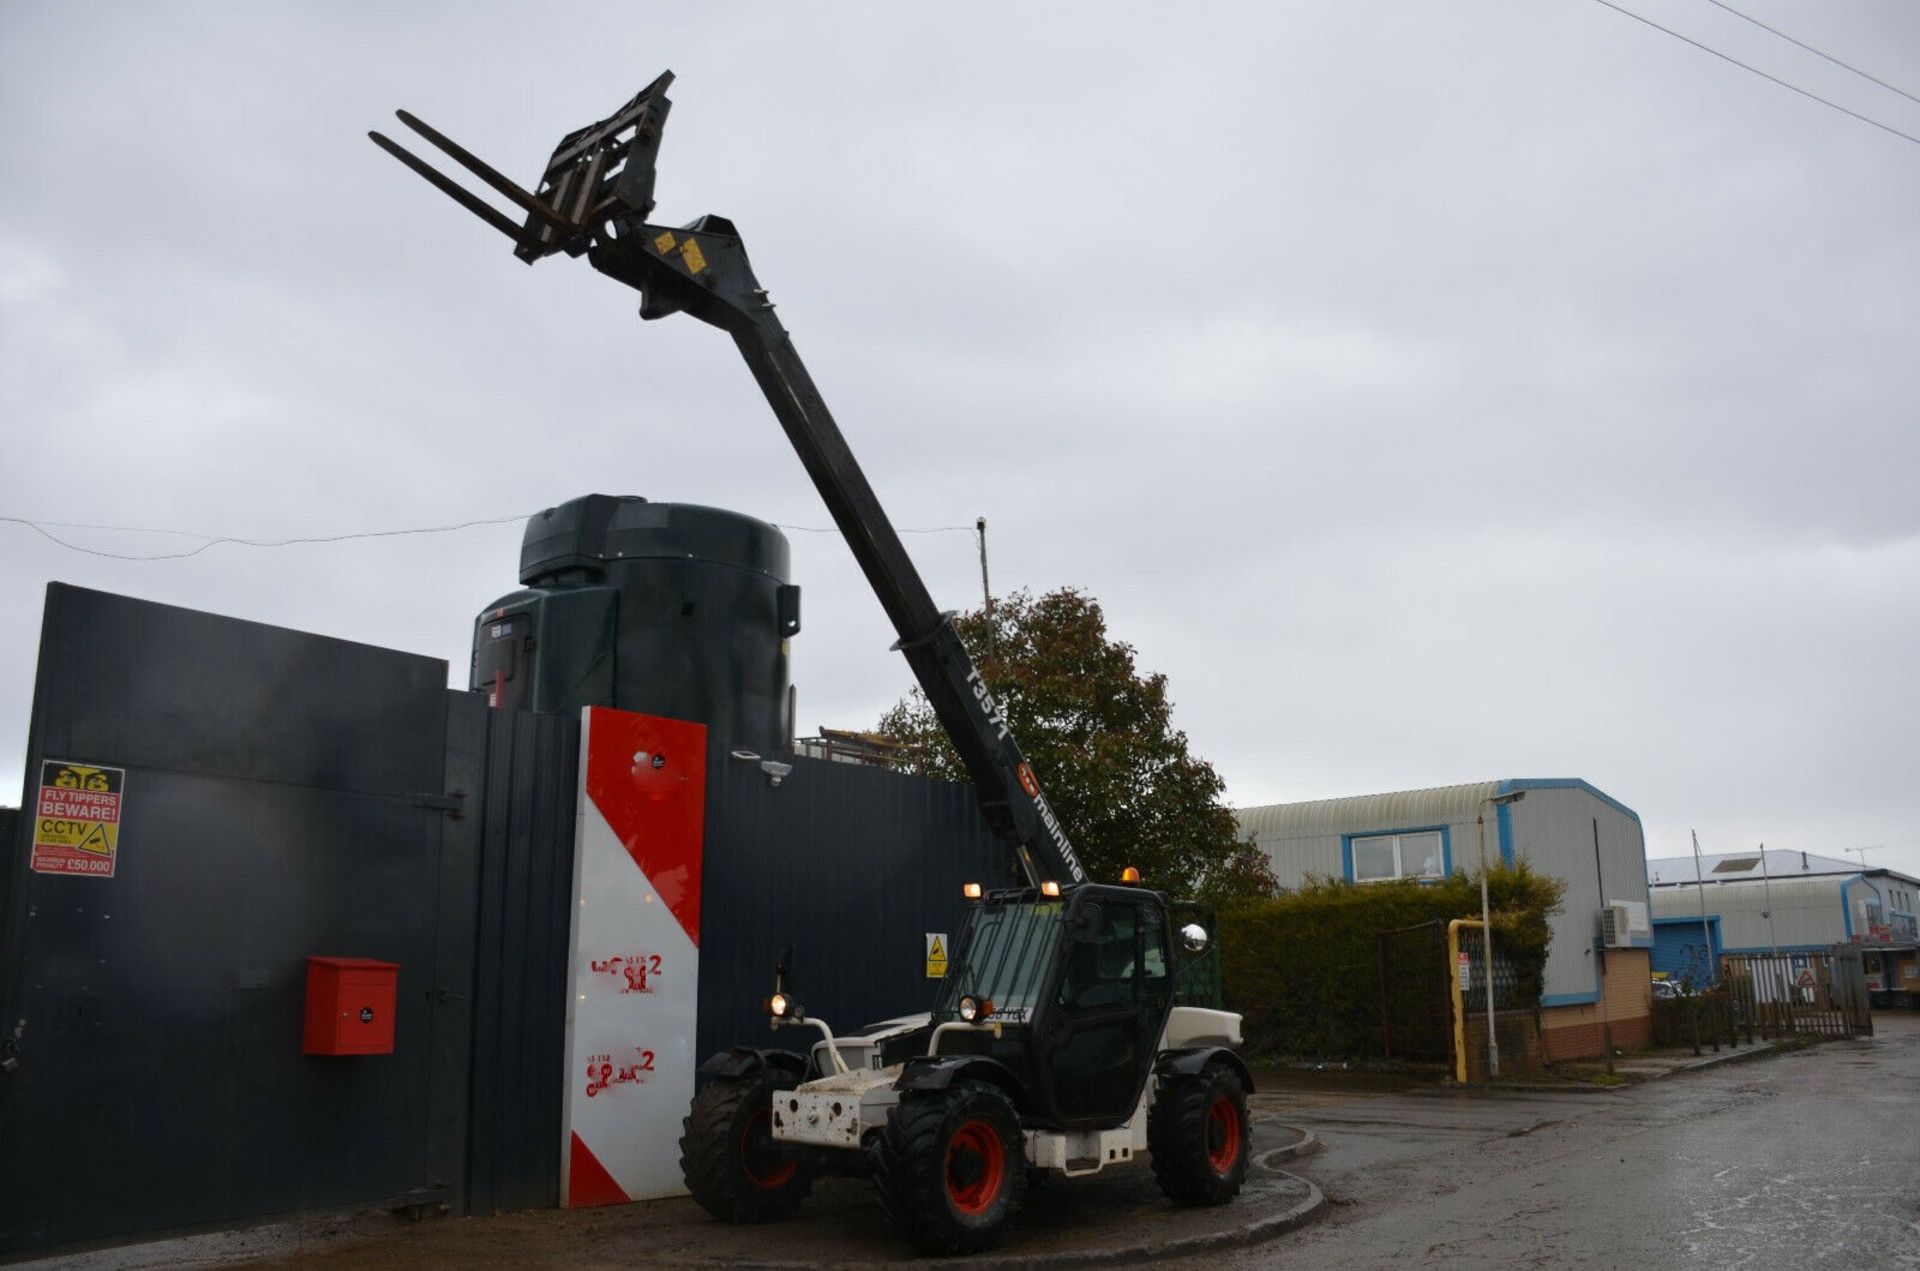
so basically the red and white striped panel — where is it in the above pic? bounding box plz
[561,706,706,1206]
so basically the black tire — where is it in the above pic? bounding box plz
[1148,1063,1250,1206]
[875,1080,1026,1255]
[678,1070,814,1222]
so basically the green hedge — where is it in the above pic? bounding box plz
[1219,864,1566,1060]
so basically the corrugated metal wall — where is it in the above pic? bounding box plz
[1506,783,1649,1003]
[463,704,581,1215]
[698,752,1018,1059]
[1236,783,1500,885]
[1651,875,1856,952]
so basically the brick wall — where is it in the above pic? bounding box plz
[1541,949,1652,1061]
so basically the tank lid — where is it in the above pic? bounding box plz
[519,494,790,585]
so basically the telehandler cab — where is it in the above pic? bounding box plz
[374,70,1253,1256]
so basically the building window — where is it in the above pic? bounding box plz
[1351,831,1445,883]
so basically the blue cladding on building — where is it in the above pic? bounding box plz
[1651,915,1722,987]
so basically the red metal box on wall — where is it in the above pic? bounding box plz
[303,956,400,1055]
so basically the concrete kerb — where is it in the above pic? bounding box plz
[1659,1035,1819,1075]
[663,1137,1329,1271]
[1449,1037,1814,1095]
[941,1126,1328,1269]
[921,1162,1327,1271]
[999,1178,1326,1271]
[1258,1127,1322,1163]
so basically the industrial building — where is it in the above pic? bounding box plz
[1235,779,1654,1061]
[1647,849,1920,1007]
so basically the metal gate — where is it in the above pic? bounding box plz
[1721,948,1873,1040]
[0,585,583,1256]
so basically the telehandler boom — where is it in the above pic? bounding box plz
[373,73,1083,891]
[375,72,1250,1257]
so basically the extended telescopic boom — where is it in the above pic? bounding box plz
[372,72,1087,888]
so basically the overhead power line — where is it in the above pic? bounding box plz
[1587,0,1920,149]
[2,513,536,561]
[1702,0,1920,108]
[4,513,977,562]
[775,523,974,535]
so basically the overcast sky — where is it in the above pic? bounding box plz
[3,2,1916,881]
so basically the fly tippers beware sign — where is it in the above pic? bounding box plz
[30,760,125,879]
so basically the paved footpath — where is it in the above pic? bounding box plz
[1189,1011,1920,1268]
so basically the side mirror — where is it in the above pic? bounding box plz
[1180,923,1210,954]
[1071,903,1103,943]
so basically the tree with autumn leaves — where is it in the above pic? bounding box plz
[876,587,1277,905]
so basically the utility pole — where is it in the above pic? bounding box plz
[1592,817,1614,1076]
[1691,829,1713,984]
[1758,841,1779,955]
[976,516,994,659]
[1688,829,1710,1054]
[976,517,992,617]
[1477,790,1526,1077]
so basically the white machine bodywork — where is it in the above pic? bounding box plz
[770,1006,1243,1177]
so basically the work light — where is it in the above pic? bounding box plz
[958,995,994,1023]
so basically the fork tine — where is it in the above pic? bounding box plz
[369,131,522,242]
[395,109,578,236]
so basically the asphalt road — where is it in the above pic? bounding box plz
[1206,1011,1920,1268]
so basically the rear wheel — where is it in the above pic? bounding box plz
[875,1080,1026,1255]
[1148,1063,1249,1205]
[679,1069,813,1222]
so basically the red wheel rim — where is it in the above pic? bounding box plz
[740,1106,797,1189]
[1206,1095,1241,1173]
[945,1119,1006,1215]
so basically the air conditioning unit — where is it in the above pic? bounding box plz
[1601,899,1649,948]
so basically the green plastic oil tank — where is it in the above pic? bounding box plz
[472,494,799,752]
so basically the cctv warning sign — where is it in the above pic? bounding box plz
[30,760,125,879]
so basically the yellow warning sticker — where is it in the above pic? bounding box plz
[653,230,677,254]
[925,933,948,979]
[73,822,113,855]
[31,759,125,879]
[679,238,707,275]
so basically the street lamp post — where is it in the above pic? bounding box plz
[1476,790,1527,1078]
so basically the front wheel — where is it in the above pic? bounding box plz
[679,1069,814,1222]
[875,1080,1026,1255]
[1148,1063,1250,1205]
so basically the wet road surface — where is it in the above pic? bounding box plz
[1200,1011,1920,1268]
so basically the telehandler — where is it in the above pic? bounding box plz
[374,71,1252,1256]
